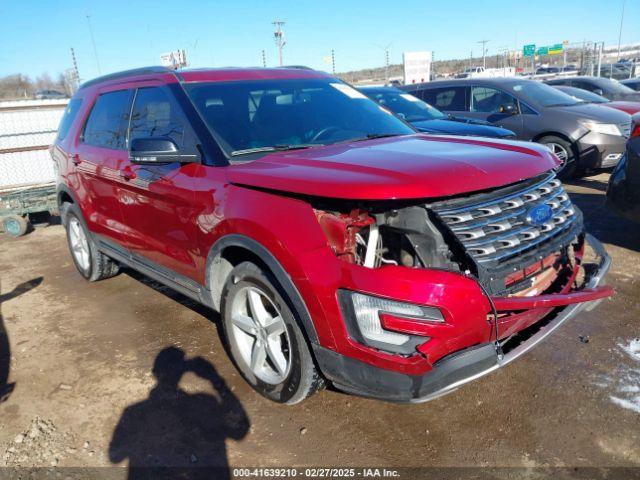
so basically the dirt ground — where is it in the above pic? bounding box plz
[0,172,639,477]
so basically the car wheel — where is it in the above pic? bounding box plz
[2,215,29,237]
[538,135,577,179]
[221,261,324,404]
[62,203,119,282]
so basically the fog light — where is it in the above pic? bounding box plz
[341,291,443,354]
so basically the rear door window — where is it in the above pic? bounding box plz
[422,86,467,111]
[82,90,132,149]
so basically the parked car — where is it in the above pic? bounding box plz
[546,76,640,102]
[403,78,632,177]
[621,78,640,92]
[53,67,612,404]
[535,67,561,75]
[34,89,67,100]
[358,86,515,138]
[552,85,640,115]
[607,117,640,223]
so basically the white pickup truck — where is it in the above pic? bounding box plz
[457,66,516,78]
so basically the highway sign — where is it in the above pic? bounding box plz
[549,44,563,55]
[523,44,536,57]
[537,46,549,55]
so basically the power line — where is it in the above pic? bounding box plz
[85,14,101,75]
[617,0,626,60]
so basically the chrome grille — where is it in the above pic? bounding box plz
[621,121,632,139]
[432,174,577,264]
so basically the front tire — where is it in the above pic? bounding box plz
[220,261,323,404]
[538,135,577,179]
[62,203,119,282]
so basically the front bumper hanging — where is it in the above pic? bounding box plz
[314,234,612,403]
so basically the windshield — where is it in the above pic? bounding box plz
[184,78,415,156]
[593,77,636,95]
[363,89,446,122]
[556,86,609,103]
[509,81,582,107]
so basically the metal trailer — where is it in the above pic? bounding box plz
[0,183,58,236]
[0,99,67,237]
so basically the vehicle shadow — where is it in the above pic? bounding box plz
[0,276,43,403]
[123,268,215,320]
[109,346,250,480]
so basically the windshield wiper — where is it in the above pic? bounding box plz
[231,144,319,156]
[349,133,404,143]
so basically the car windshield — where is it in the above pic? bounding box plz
[362,89,446,122]
[509,81,582,107]
[184,78,415,156]
[555,86,609,103]
[592,77,636,95]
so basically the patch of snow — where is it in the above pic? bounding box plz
[595,338,640,414]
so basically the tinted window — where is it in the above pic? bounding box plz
[57,98,83,141]
[470,87,517,113]
[184,78,414,156]
[421,87,467,111]
[82,90,131,149]
[129,87,189,148]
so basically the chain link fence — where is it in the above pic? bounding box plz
[0,99,67,189]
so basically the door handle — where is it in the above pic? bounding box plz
[120,166,137,181]
[71,154,81,166]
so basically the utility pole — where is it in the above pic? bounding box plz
[261,49,267,67]
[478,39,489,69]
[385,48,390,84]
[331,49,336,75]
[86,13,101,75]
[617,0,626,60]
[272,20,286,66]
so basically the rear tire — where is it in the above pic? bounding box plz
[2,215,29,237]
[61,202,119,282]
[538,135,577,179]
[220,261,324,404]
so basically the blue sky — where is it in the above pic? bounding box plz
[0,0,637,81]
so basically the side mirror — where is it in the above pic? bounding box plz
[593,88,604,96]
[498,103,518,115]
[129,137,198,164]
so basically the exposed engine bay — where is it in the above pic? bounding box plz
[314,172,585,297]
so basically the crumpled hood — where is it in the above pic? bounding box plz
[226,134,559,200]
[412,119,514,138]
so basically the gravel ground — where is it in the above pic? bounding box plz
[0,172,639,478]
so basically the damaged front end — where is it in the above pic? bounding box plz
[311,171,613,402]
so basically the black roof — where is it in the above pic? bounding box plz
[79,66,177,90]
[401,76,536,90]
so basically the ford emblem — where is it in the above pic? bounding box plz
[526,204,553,226]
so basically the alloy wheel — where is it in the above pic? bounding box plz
[229,286,291,384]
[68,217,90,271]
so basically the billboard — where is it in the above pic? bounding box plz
[160,50,188,69]
[403,51,432,85]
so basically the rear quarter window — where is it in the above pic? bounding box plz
[56,98,83,141]
[422,86,467,111]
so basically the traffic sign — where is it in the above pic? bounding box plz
[549,44,563,55]
[523,44,536,57]
[537,46,548,55]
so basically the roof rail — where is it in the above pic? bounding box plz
[79,66,176,90]
[278,65,315,70]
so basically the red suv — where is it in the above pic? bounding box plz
[52,67,613,404]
